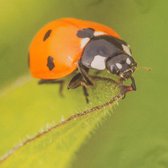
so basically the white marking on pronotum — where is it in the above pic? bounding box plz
[80,38,90,48]
[122,44,132,56]
[91,55,106,70]
[116,63,122,69]
[126,58,131,65]
[94,31,106,36]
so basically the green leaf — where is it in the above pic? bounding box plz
[0,75,123,168]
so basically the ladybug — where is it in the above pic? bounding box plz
[29,18,137,102]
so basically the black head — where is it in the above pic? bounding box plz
[106,53,137,79]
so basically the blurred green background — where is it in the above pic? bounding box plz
[0,0,168,167]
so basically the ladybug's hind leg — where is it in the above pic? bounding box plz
[38,79,65,97]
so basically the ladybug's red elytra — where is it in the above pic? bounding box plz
[29,18,137,102]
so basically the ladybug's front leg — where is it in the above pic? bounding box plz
[77,61,94,87]
[67,73,83,89]
[118,76,136,98]
[68,61,93,104]
[119,76,136,92]
[130,76,136,91]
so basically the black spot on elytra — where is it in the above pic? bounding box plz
[43,29,52,41]
[77,28,95,38]
[47,56,55,70]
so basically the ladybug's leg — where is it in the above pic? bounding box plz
[82,86,89,104]
[78,61,93,86]
[118,76,136,91]
[39,79,60,84]
[68,61,93,89]
[130,76,136,91]
[38,79,65,97]
[91,75,118,85]
[58,81,65,97]
[67,73,83,89]
[68,72,91,89]
[68,75,90,103]
[68,73,90,103]
[116,77,136,99]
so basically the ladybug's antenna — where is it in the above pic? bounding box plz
[136,66,152,72]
